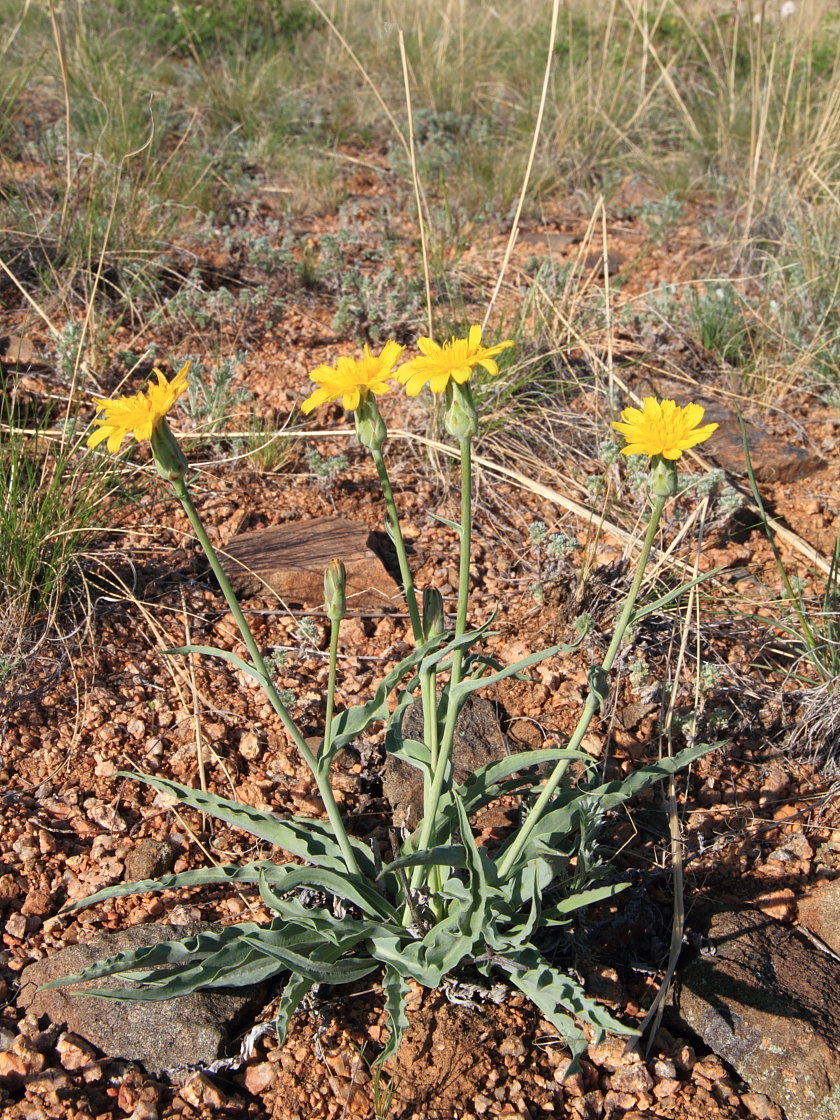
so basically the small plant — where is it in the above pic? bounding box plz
[185,354,251,437]
[58,345,720,1071]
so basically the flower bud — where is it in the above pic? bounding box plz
[422,587,445,641]
[649,455,678,498]
[151,418,189,483]
[324,559,347,623]
[444,381,478,440]
[354,394,387,451]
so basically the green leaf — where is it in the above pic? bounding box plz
[540,881,630,924]
[163,644,269,688]
[325,633,445,759]
[59,860,301,914]
[486,943,635,1061]
[379,966,409,1066]
[40,923,261,989]
[451,639,581,701]
[379,845,467,878]
[504,742,718,870]
[256,865,398,923]
[457,748,590,814]
[275,973,315,1048]
[121,772,376,876]
[242,931,377,985]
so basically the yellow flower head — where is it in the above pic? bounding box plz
[301,341,405,414]
[88,361,190,454]
[612,397,718,460]
[396,325,514,396]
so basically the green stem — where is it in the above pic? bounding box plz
[496,492,668,880]
[172,478,362,878]
[370,446,423,644]
[321,616,341,761]
[410,437,473,892]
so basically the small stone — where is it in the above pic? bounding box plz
[241,1061,275,1095]
[27,1068,71,1095]
[129,1102,159,1120]
[238,733,262,761]
[609,1061,653,1094]
[56,1032,99,1070]
[0,1051,27,1087]
[653,1078,682,1099]
[180,1072,229,1109]
[498,1034,526,1057]
[124,840,177,882]
[4,912,27,939]
[652,1058,676,1079]
[20,889,52,917]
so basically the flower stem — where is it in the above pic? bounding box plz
[320,616,341,762]
[496,492,668,880]
[410,437,473,891]
[370,447,423,644]
[172,478,362,878]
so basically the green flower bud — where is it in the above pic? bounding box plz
[151,418,189,483]
[354,394,387,451]
[422,587,445,641]
[324,559,347,623]
[649,455,678,498]
[444,381,478,440]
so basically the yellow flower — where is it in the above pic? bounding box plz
[88,361,190,454]
[301,341,404,414]
[396,325,514,396]
[612,397,718,460]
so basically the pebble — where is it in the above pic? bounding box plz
[56,1032,98,1070]
[241,1061,276,1095]
[609,1061,653,1094]
[180,1072,230,1109]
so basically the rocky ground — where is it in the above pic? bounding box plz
[2,168,840,1119]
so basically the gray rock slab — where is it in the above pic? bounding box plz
[675,908,840,1120]
[18,924,269,1075]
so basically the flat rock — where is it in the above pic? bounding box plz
[674,908,840,1120]
[797,878,840,957]
[18,924,268,1075]
[219,517,401,609]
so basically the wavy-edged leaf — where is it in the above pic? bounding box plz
[325,633,445,760]
[242,932,377,985]
[275,972,315,1048]
[503,742,719,872]
[378,966,409,1066]
[60,860,299,914]
[488,943,635,1062]
[256,865,397,923]
[40,923,262,989]
[122,772,376,877]
[379,845,467,878]
[456,748,591,816]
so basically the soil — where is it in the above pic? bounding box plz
[2,160,840,1120]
